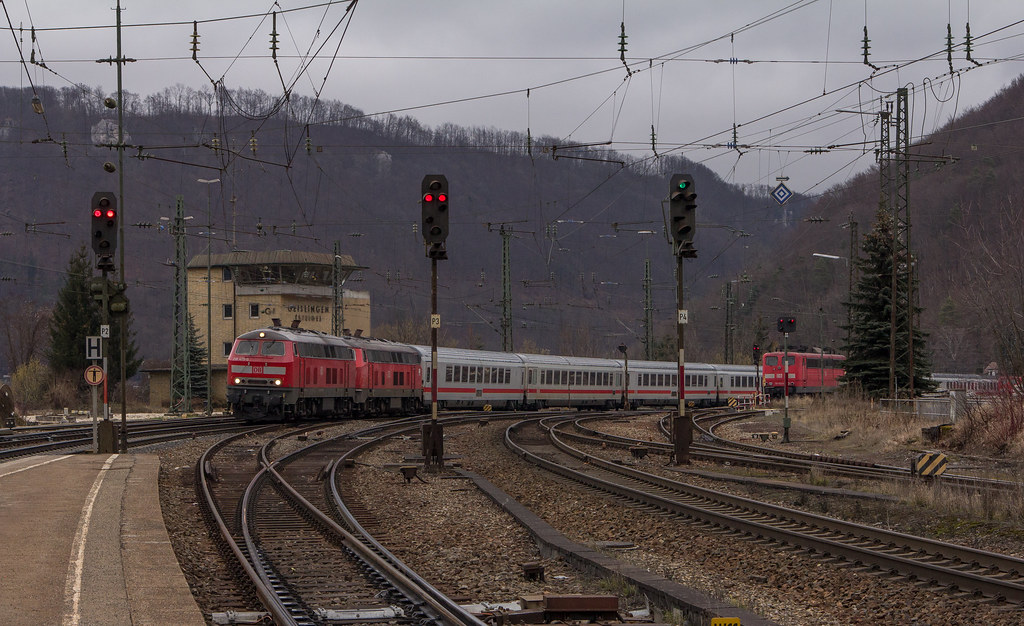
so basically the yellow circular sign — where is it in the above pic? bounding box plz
[84,365,105,386]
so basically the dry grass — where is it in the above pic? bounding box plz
[784,390,1024,524]
[945,395,1024,456]
[776,391,930,454]
[879,479,1024,525]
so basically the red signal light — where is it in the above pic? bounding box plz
[437,193,447,202]
[93,209,103,218]
[105,209,116,219]
[423,193,434,203]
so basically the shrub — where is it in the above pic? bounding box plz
[48,372,82,411]
[10,359,50,411]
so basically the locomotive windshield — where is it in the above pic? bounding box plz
[233,340,285,356]
[234,341,260,356]
[262,341,285,356]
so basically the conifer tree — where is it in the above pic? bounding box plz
[842,208,934,396]
[47,246,143,382]
[47,246,100,374]
[108,313,143,382]
[187,313,209,400]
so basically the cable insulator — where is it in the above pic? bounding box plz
[191,21,200,61]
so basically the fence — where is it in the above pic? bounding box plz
[879,391,979,423]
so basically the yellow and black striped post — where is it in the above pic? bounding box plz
[912,452,947,477]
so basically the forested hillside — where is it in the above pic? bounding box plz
[2,76,1023,377]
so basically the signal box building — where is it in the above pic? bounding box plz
[147,250,369,410]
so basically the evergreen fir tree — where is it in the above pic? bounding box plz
[108,313,143,381]
[47,245,143,382]
[842,208,935,396]
[187,313,209,401]
[47,246,100,374]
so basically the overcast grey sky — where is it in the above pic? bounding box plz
[5,1,1024,194]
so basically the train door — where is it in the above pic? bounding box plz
[525,367,537,409]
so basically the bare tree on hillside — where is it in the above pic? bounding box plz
[959,199,1024,389]
[1,301,51,372]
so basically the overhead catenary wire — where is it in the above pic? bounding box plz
[2,5,1023,252]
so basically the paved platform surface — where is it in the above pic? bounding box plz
[0,454,205,625]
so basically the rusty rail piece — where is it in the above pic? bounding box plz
[505,416,1024,606]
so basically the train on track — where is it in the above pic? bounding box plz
[761,351,846,398]
[760,351,1013,399]
[226,325,761,421]
[225,325,1012,421]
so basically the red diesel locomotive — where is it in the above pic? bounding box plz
[227,326,421,420]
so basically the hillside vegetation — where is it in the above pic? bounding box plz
[2,76,1023,378]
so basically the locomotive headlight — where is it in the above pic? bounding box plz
[233,377,241,385]
[274,379,282,386]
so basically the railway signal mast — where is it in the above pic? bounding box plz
[89,191,125,453]
[421,175,449,469]
[777,316,796,442]
[669,175,697,464]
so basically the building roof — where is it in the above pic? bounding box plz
[186,249,364,270]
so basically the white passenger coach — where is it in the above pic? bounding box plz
[413,346,760,411]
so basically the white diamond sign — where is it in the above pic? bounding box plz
[771,182,793,205]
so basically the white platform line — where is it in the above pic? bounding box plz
[62,454,118,626]
[0,455,73,479]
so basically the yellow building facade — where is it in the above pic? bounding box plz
[149,250,369,410]
[186,250,370,365]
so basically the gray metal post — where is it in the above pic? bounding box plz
[674,254,691,464]
[643,259,653,360]
[501,225,512,352]
[198,178,220,416]
[783,332,791,443]
[114,0,130,453]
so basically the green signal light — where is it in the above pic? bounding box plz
[677,181,689,189]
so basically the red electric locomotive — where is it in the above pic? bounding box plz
[762,351,846,398]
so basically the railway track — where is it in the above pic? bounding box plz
[688,410,1023,491]
[197,416,489,625]
[555,409,1021,493]
[0,416,251,461]
[506,415,1024,608]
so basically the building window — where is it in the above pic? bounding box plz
[223,304,233,319]
[223,342,233,357]
[249,303,260,318]
[222,267,233,281]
